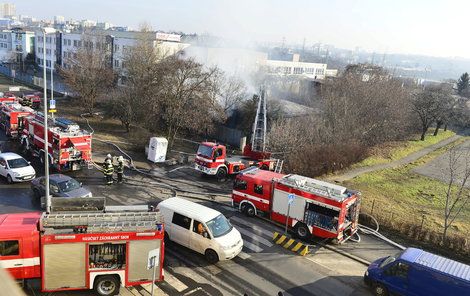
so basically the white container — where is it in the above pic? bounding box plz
[147,137,168,163]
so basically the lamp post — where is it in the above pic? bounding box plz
[42,27,55,213]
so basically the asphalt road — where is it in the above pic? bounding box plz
[0,132,406,296]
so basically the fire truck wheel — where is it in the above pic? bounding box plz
[6,174,13,184]
[241,203,255,217]
[94,275,120,296]
[205,249,219,263]
[294,223,311,240]
[373,283,388,296]
[216,168,227,181]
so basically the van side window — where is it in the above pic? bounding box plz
[385,262,409,278]
[254,184,263,194]
[0,158,6,167]
[193,220,209,239]
[172,212,191,230]
[234,179,247,190]
[0,240,19,256]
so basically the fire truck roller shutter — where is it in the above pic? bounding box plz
[272,189,306,222]
[43,242,86,290]
[128,239,162,283]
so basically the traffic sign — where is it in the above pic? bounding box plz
[49,109,57,113]
[147,248,160,270]
[287,193,296,205]
[49,99,56,109]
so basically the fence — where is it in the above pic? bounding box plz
[214,126,244,147]
[360,199,469,259]
[0,64,70,94]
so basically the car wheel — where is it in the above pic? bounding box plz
[205,249,219,264]
[373,283,388,296]
[6,174,13,184]
[294,223,311,240]
[94,275,120,296]
[216,168,227,181]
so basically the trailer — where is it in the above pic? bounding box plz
[20,114,92,171]
[232,167,361,243]
[0,210,165,296]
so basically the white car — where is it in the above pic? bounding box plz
[0,152,36,183]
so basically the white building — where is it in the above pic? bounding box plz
[54,15,65,24]
[0,3,15,17]
[265,53,337,79]
[34,28,58,70]
[0,28,34,63]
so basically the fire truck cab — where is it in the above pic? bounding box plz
[195,142,278,179]
[232,167,361,243]
[0,211,164,296]
[0,103,34,138]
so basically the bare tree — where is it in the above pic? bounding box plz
[215,74,247,115]
[411,89,440,141]
[442,144,470,243]
[431,86,455,136]
[60,33,115,113]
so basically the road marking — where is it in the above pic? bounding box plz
[243,240,264,253]
[141,283,169,296]
[164,269,188,292]
[237,227,273,247]
[230,216,273,237]
[238,251,251,260]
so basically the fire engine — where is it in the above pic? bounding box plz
[232,167,361,243]
[18,94,41,109]
[20,114,92,171]
[0,103,35,138]
[194,142,280,179]
[0,210,165,296]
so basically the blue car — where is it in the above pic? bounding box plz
[364,247,470,296]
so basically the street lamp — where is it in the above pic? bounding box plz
[42,27,55,213]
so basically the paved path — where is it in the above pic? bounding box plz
[326,134,463,183]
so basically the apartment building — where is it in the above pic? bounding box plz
[0,28,34,64]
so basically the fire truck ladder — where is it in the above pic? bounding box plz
[274,159,284,173]
[40,212,163,233]
[251,89,267,152]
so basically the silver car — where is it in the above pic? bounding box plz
[31,174,92,200]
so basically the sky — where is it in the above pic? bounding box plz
[10,0,470,58]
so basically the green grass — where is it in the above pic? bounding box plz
[352,130,456,168]
[345,137,470,235]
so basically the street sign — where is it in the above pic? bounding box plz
[49,99,56,109]
[147,248,160,270]
[49,109,56,113]
[287,193,296,205]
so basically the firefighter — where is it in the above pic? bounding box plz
[116,156,124,183]
[102,158,114,185]
[104,153,112,163]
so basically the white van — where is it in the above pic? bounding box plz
[157,197,243,263]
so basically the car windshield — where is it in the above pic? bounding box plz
[197,145,213,158]
[7,158,29,169]
[57,178,81,193]
[206,214,233,238]
[379,251,404,268]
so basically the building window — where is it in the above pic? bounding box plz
[46,60,51,67]
[114,44,119,52]
[15,45,22,51]
[73,40,78,47]
[283,66,291,74]
[114,59,119,68]
[315,68,325,75]
[46,49,51,55]
[293,67,304,74]
[36,57,41,64]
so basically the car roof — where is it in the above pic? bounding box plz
[0,152,24,160]
[158,197,221,222]
[48,174,73,182]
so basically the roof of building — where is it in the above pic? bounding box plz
[401,248,470,282]
[158,197,221,222]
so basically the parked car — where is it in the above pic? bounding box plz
[31,174,92,200]
[0,152,36,183]
[364,247,470,296]
[157,197,243,263]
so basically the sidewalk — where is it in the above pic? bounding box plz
[325,134,463,183]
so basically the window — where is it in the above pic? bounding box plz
[114,44,119,52]
[254,184,263,194]
[0,158,6,167]
[293,67,304,74]
[192,220,209,238]
[114,59,119,67]
[15,45,22,51]
[0,240,19,256]
[172,212,191,229]
[36,58,41,64]
[89,243,126,270]
[315,68,325,75]
[63,39,66,46]
[46,49,51,55]
[215,148,223,158]
[67,39,71,46]
[385,262,409,278]
[73,40,78,47]
[233,179,247,190]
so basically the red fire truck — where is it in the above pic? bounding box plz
[232,167,361,243]
[0,211,164,296]
[20,114,92,171]
[0,103,35,138]
[194,142,279,179]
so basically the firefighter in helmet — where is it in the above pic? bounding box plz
[116,156,124,183]
[103,158,114,185]
[105,153,112,163]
